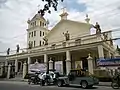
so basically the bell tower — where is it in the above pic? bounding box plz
[27,11,49,49]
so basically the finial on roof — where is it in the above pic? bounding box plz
[27,18,30,24]
[60,7,68,20]
[85,14,90,23]
[61,7,66,13]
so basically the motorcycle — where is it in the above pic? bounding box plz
[39,71,61,86]
[28,72,41,85]
[111,73,120,89]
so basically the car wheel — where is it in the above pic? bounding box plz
[111,82,119,89]
[57,80,63,87]
[81,81,88,89]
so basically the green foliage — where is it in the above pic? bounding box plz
[39,0,64,16]
[116,45,120,54]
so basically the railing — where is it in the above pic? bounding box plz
[7,31,114,57]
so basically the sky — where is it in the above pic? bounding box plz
[0,0,120,55]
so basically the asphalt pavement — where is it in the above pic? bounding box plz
[0,81,115,90]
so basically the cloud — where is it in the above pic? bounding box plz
[0,0,120,54]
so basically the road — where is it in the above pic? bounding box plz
[0,81,114,90]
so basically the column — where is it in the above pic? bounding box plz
[49,58,53,70]
[66,50,71,75]
[87,54,94,75]
[7,64,11,79]
[98,45,104,59]
[44,54,48,71]
[15,59,18,74]
[22,62,27,79]
[0,65,3,75]
[28,57,31,65]
[27,57,31,73]
[5,60,8,66]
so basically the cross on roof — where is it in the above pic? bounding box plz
[61,7,66,13]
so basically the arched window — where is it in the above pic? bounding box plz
[32,32,33,37]
[40,21,41,26]
[43,32,44,36]
[40,41,41,46]
[33,22,34,27]
[29,32,31,38]
[35,21,36,26]
[43,41,44,45]
[34,40,36,47]
[40,31,42,36]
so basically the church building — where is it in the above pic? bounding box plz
[3,9,117,78]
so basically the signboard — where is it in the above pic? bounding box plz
[28,63,47,73]
[97,58,120,66]
[55,61,63,74]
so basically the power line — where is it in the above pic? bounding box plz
[86,1,120,16]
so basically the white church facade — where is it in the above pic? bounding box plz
[3,10,117,78]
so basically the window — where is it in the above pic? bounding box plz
[45,23,46,26]
[40,21,41,26]
[31,32,33,37]
[40,31,42,36]
[34,41,35,47]
[35,21,36,26]
[43,32,44,36]
[34,31,36,36]
[33,22,34,27]
[31,41,33,47]
[29,32,31,38]
[43,41,44,45]
[40,41,41,46]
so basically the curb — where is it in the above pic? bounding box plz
[0,80,111,87]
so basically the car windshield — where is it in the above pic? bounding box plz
[70,70,87,77]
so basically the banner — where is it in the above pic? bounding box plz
[28,63,47,73]
[75,61,82,69]
[55,61,63,74]
[97,58,120,66]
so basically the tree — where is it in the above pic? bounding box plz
[116,45,120,54]
[39,0,64,16]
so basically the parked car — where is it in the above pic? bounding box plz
[57,69,99,89]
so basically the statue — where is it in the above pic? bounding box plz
[110,38,113,45]
[93,22,101,34]
[63,31,70,41]
[7,48,10,55]
[43,36,48,45]
[16,44,20,53]
[103,32,108,40]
